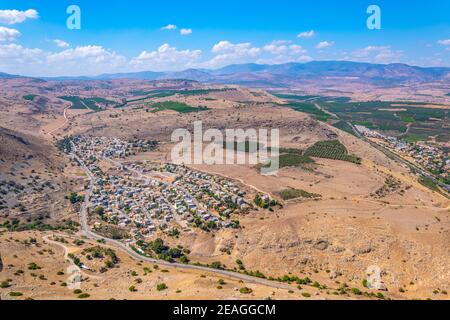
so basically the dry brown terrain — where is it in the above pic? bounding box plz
[0,231,326,300]
[0,78,449,300]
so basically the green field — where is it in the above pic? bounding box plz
[304,140,361,164]
[131,88,237,97]
[321,101,448,138]
[277,188,321,200]
[150,101,209,113]
[399,113,415,123]
[284,95,449,141]
[276,102,331,122]
[59,96,116,111]
[23,94,38,101]
[278,153,315,168]
[401,134,427,143]
[274,94,449,141]
[223,140,263,153]
[272,93,322,100]
[419,177,440,192]
[332,121,357,136]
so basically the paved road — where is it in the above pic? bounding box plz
[69,144,296,291]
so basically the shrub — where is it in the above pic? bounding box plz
[362,279,368,288]
[27,262,41,270]
[239,287,253,294]
[156,283,168,291]
[210,261,222,269]
[78,293,90,299]
[129,286,137,292]
[9,292,23,297]
[351,288,362,295]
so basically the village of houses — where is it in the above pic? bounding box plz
[69,135,262,242]
[355,125,450,187]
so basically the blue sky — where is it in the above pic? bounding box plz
[0,0,449,76]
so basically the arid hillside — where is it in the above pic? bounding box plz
[0,79,449,300]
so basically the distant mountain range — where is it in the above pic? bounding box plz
[2,61,450,87]
[0,72,21,79]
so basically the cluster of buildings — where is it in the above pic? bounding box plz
[355,125,450,185]
[72,135,158,160]
[71,136,251,240]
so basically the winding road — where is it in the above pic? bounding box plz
[46,106,70,136]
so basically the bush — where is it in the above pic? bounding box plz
[301,292,311,298]
[351,288,362,295]
[129,285,137,292]
[27,262,41,270]
[362,279,368,288]
[210,261,222,269]
[239,287,253,294]
[94,207,105,215]
[157,283,168,291]
[9,292,23,297]
[73,289,82,294]
[78,293,90,299]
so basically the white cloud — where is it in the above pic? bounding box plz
[297,30,315,39]
[349,46,403,63]
[260,42,312,64]
[53,39,70,48]
[0,44,45,74]
[0,44,128,76]
[180,28,192,36]
[0,26,20,42]
[131,43,201,71]
[204,41,261,68]
[270,40,292,45]
[0,9,38,25]
[316,41,334,49]
[46,46,127,76]
[437,39,450,46]
[211,41,260,55]
[161,24,177,30]
[263,42,306,55]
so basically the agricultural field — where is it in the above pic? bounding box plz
[130,88,237,97]
[276,188,321,201]
[332,121,357,136]
[304,140,362,164]
[59,96,117,111]
[275,101,331,122]
[22,94,38,101]
[276,94,449,142]
[149,101,209,113]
